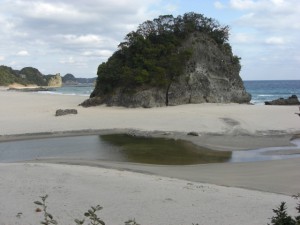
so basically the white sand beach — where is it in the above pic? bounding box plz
[0,89,299,136]
[1,88,300,225]
[0,163,298,225]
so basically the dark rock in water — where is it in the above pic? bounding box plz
[265,95,300,105]
[55,109,78,116]
[187,132,199,136]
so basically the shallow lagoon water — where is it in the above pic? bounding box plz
[0,134,300,165]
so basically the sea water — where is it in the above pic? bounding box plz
[244,80,300,105]
[38,80,300,105]
[38,84,94,96]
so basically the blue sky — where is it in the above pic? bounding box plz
[0,0,299,80]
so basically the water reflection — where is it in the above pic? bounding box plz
[229,138,300,162]
[100,134,231,165]
[0,134,300,165]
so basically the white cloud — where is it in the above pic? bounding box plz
[13,1,92,24]
[0,56,5,61]
[59,56,87,68]
[16,50,29,56]
[0,0,167,77]
[0,16,15,31]
[0,0,297,79]
[294,55,300,63]
[265,37,285,45]
[229,0,287,10]
[214,1,225,9]
[165,4,178,12]
[226,0,300,80]
[0,14,27,38]
[232,33,255,43]
[9,61,17,66]
[230,0,300,30]
[82,50,113,57]
[59,34,103,45]
[59,56,75,64]
[230,0,257,10]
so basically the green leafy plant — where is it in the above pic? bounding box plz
[293,194,300,224]
[124,219,140,225]
[34,195,106,225]
[34,195,58,225]
[268,193,300,225]
[75,205,105,225]
[269,202,295,225]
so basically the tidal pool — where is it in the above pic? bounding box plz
[0,134,299,165]
[100,134,231,164]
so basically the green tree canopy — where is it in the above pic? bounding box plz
[0,65,28,86]
[92,12,231,104]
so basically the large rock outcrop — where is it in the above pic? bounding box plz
[166,33,251,105]
[47,73,62,87]
[81,33,251,108]
[82,13,251,108]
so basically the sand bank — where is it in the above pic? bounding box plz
[0,163,298,225]
[1,90,300,224]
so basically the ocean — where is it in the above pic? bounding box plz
[41,80,300,105]
[39,84,94,97]
[244,80,300,105]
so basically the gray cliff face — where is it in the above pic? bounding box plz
[82,33,251,108]
[168,33,251,105]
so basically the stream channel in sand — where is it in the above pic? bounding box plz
[0,134,300,165]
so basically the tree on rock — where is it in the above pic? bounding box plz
[82,12,250,108]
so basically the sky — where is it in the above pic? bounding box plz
[0,0,299,80]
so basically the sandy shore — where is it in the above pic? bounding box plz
[0,163,298,225]
[0,88,299,137]
[1,89,300,224]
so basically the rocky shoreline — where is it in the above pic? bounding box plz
[265,95,300,105]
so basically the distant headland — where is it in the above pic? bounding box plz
[0,65,96,88]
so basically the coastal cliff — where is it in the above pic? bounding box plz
[47,73,62,87]
[81,13,251,108]
[0,66,62,87]
[162,33,250,105]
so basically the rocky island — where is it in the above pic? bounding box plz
[81,12,251,108]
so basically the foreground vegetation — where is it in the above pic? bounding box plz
[268,194,300,225]
[33,194,300,225]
